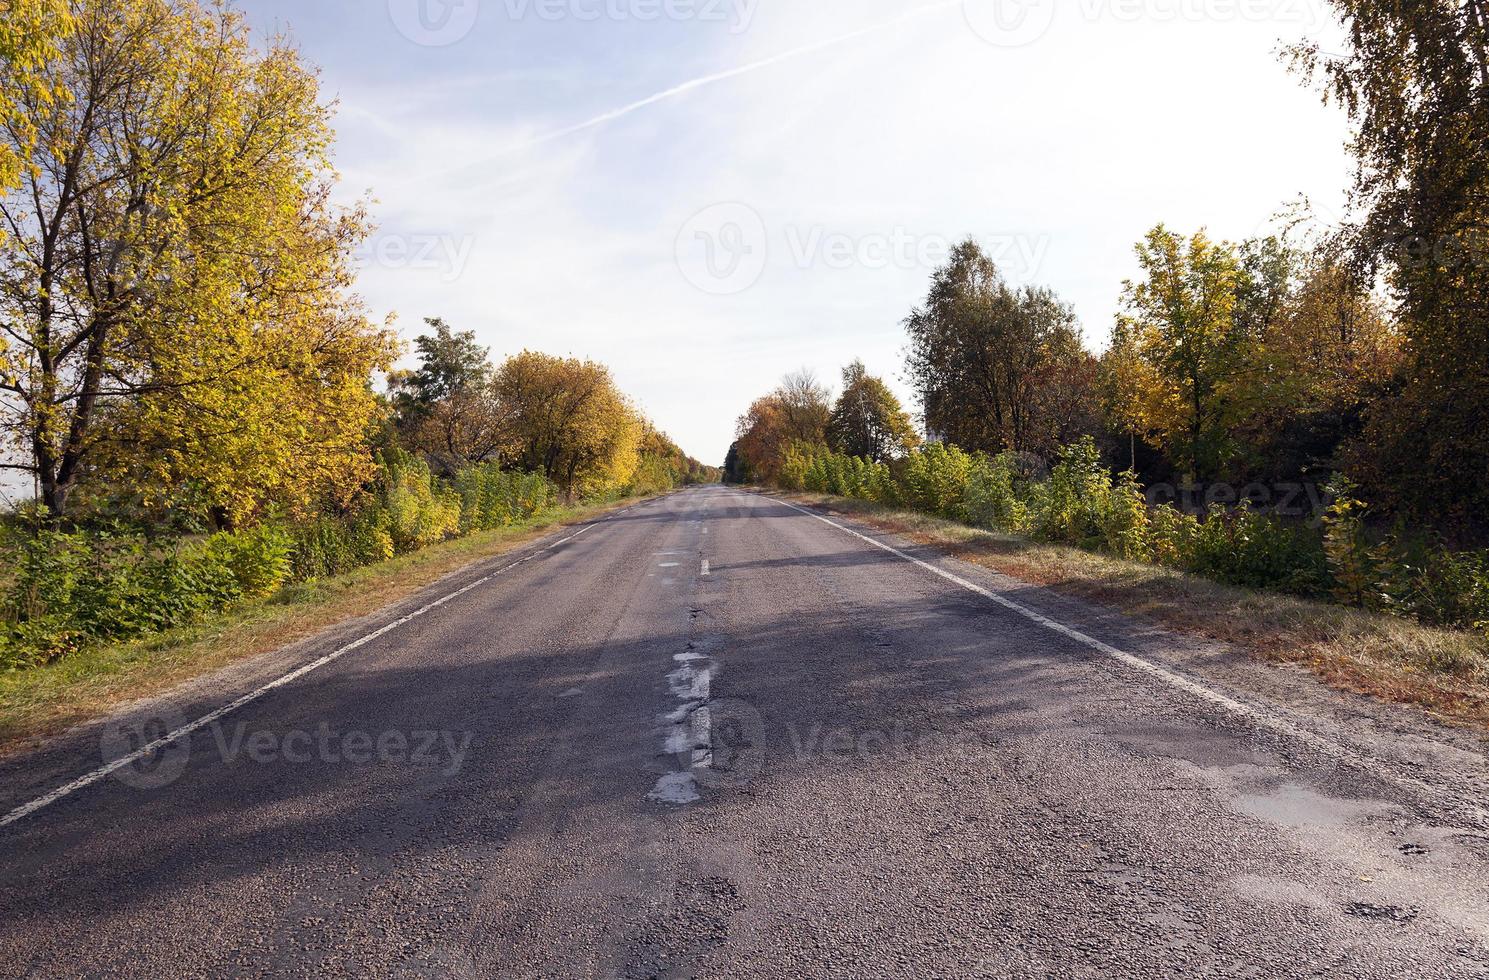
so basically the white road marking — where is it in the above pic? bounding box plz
[646,771,699,805]
[764,493,1489,825]
[652,638,717,806]
[0,510,627,831]
[659,562,680,568]
[701,559,710,576]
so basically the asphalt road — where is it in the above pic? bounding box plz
[2,486,1489,978]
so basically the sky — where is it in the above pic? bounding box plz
[238,0,1355,466]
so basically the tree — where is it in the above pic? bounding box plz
[0,1,70,198]
[388,318,508,474]
[732,369,832,483]
[491,351,641,499]
[628,423,718,493]
[905,239,1094,459]
[776,368,832,445]
[1229,251,1401,479]
[388,318,492,422]
[0,0,397,522]
[826,360,919,461]
[722,441,746,484]
[1291,2,1489,530]
[1113,226,1247,480]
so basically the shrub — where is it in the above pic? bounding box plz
[1100,470,1153,561]
[779,442,819,492]
[381,451,461,554]
[1322,475,1386,608]
[1182,504,1329,594]
[0,523,296,669]
[900,443,973,519]
[455,464,554,533]
[1033,437,1111,547]
[964,453,1031,534]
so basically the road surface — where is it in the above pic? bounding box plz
[2,487,1488,978]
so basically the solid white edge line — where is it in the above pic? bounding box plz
[0,503,644,831]
[759,491,1487,825]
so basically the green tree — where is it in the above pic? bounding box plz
[826,360,919,462]
[1291,2,1489,531]
[905,239,1093,459]
[1114,225,1246,480]
[387,318,493,423]
[388,318,508,474]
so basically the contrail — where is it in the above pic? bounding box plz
[408,0,961,189]
[517,0,962,150]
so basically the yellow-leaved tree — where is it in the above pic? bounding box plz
[0,0,397,524]
[492,351,642,499]
[0,0,71,193]
[1112,225,1247,481]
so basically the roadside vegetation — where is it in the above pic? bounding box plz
[0,494,637,752]
[0,3,716,688]
[727,0,1489,716]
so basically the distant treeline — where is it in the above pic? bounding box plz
[726,0,1489,643]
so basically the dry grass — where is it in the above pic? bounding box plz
[0,497,644,755]
[779,491,1489,730]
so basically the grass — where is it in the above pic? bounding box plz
[774,490,1489,731]
[0,496,648,756]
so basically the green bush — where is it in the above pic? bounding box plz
[774,434,1336,605]
[289,511,394,580]
[1032,437,1111,547]
[382,451,461,554]
[900,443,973,519]
[964,453,1031,534]
[1100,470,1152,561]
[455,463,554,533]
[0,452,567,671]
[0,523,295,670]
[1181,504,1329,594]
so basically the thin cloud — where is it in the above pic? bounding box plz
[401,0,961,190]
